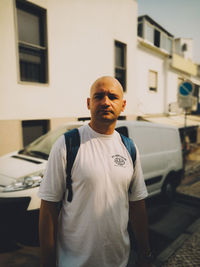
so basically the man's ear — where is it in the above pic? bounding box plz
[121,100,126,112]
[87,98,90,110]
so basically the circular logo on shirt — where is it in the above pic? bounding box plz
[112,154,126,167]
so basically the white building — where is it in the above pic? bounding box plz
[136,15,200,117]
[136,15,200,144]
[0,0,138,155]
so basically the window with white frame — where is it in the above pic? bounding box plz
[161,33,167,50]
[16,0,48,83]
[145,23,154,43]
[139,18,173,54]
[115,41,127,92]
[149,70,158,92]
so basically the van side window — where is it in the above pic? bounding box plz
[115,126,129,137]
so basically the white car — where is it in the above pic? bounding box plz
[0,121,85,243]
[0,121,85,211]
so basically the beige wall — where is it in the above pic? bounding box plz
[171,53,198,76]
[50,117,77,130]
[0,120,22,156]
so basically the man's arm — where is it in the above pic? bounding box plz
[129,199,152,267]
[39,199,60,267]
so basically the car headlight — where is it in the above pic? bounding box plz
[2,174,43,192]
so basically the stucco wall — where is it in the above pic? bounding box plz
[136,45,167,115]
[0,120,22,156]
[0,0,138,121]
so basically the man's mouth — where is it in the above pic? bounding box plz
[100,109,113,114]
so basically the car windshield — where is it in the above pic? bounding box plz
[19,124,82,160]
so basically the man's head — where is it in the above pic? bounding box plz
[87,76,126,127]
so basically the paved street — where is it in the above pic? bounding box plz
[0,245,40,267]
[154,145,200,266]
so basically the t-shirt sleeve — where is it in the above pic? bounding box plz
[38,135,67,202]
[129,145,148,202]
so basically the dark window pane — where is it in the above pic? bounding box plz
[115,45,124,67]
[19,46,45,83]
[20,61,40,82]
[137,22,143,37]
[17,8,40,45]
[154,29,160,47]
[115,41,126,91]
[22,120,49,146]
[182,43,187,52]
[115,68,126,91]
[149,87,157,91]
[193,84,199,98]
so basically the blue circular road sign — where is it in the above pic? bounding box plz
[179,82,193,96]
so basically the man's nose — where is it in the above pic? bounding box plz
[101,96,110,106]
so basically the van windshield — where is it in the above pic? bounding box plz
[19,124,81,160]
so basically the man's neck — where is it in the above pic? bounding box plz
[89,120,116,135]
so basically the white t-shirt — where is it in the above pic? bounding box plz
[38,124,148,267]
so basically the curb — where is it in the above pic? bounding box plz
[153,217,200,267]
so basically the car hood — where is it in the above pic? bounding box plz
[0,152,46,186]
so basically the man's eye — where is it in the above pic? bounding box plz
[109,94,118,100]
[94,94,103,99]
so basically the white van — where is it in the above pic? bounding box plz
[116,120,183,199]
[0,120,183,239]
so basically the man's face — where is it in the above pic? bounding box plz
[87,77,126,123]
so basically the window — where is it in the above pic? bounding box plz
[115,41,127,92]
[182,43,187,52]
[137,22,143,38]
[145,23,154,43]
[16,0,48,83]
[149,70,157,92]
[166,38,172,53]
[142,20,173,54]
[154,29,160,47]
[161,33,167,50]
[144,22,161,47]
[22,120,49,146]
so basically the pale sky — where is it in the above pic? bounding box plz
[137,0,200,64]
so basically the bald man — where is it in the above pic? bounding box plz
[39,76,152,267]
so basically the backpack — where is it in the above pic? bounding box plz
[64,128,136,202]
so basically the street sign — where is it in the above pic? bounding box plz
[179,81,193,96]
[178,81,194,109]
[178,95,193,109]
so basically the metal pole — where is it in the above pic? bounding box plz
[183,108,187,178]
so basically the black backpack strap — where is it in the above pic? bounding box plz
[120,133,137,194]
[64,128,80,202]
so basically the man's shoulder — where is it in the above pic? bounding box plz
[50,134,66,156]
[63,124,87,139]
[114,130,134,143]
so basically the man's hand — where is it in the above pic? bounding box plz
[129,200,153,267]
[39,200,60,267]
